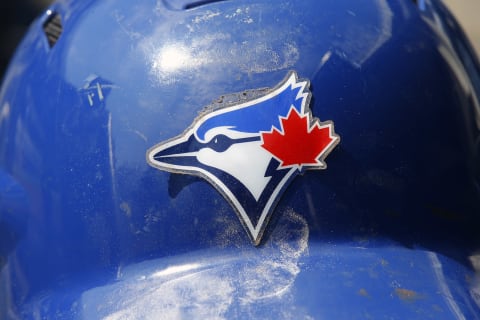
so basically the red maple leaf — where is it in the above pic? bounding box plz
[261,108,337,169]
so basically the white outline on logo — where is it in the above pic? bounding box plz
[147,71,340,245]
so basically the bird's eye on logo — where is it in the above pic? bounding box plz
[147,71,340,245]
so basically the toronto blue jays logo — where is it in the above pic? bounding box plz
[147,71,340,245]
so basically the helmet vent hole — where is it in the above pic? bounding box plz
[42,12,63,48]
[412,0,426,10]
[183,0,228,10]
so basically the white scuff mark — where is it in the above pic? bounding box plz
[186,24,194,33]
[139,4,298,85]
[319,50,332,68]
[236,210,309,303]
[116,265,123,280]
[107,113,118,207]
[101,273,234,320]
[132,130,147,142]
[145,36,299,84]
[154,0,166,14]
[225,7,253,24]
[428,252,466,320]
[113,11,142,40]
[225,8,243,19]
[193,11,221,24]
[240,42,299,74]
[0,102,10,123]
[80,210,311,319]
[191,32,231,49]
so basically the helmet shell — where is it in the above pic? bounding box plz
[1,0,480,318]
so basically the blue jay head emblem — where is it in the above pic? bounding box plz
[147,71,340,245]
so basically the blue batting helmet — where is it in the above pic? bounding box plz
[1,0,480,318]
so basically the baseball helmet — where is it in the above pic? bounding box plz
[1,0,480,318]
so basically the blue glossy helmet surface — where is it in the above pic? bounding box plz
[1,0,480,318]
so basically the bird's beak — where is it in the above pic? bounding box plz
[147,133,202,170]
